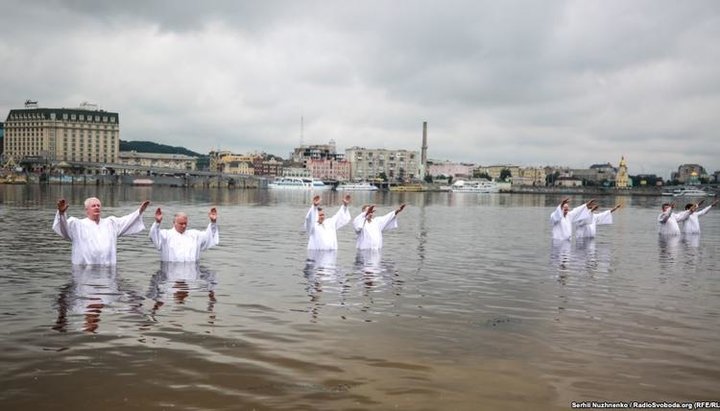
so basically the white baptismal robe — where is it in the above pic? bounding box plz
[353,210,398,250]
[575,209,613,239]
[304,205,351,250]
[549,204,586,241]
[149,222,219,262]
[53,210,145,265]
[682,205,712,235]
[657,210,690,236]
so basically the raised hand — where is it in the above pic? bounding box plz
[312,195,321,206]
[139,200,150,214]
[57,198,69,214]
[396,203,406,214]
[209,207,218,223]
[343,194,351,205]
[155,207,163,223]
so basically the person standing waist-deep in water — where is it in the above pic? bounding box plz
[149,207,219,262]
[304,194,351,250]
[53,197,150,265]
[352,203,406,250]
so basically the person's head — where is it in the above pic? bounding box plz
[365,205,375,221]
[662,203,672,212]
[562,203,570,216]
[84,197,102,221]
[173,212,189,234]
[316,207,325,224]
[685,203,694,211]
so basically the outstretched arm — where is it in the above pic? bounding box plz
[53,198,73,240]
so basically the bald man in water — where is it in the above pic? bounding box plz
[149,207,219,262]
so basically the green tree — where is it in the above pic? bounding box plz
[499,168,512,181]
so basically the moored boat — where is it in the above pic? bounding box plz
[450,179,499,193]
[267,177,331,190]
[672,188,711,197]
[335,182,378,191]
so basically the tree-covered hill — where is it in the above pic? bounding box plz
[119,140,204,157]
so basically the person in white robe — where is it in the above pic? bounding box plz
[352,203,406,250]
[575,203,622,239]
[549,198,595,241]
[53,197,150,265]
[149,207,219,262]
[682,199,718,235]
[304,194,351,250]
[657,203,692,236]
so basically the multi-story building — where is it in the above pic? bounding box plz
[427,161,475,179]
[571,163,617,185]
[672,164,708,184]
[486,165,520,181]
[291,140,343,165]
[307,158,351,181]
[345,146,420,182]
[209,150,260,175]
[118,151,197,172]
[3,101,119,165]
[513,167,547,186]
[0,122,4,158]
[252,157,283,177]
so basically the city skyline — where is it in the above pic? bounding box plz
[2,0,719,178]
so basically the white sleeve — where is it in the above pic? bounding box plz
[149,222,164,250]
[52,211,74,240]
[550,205,564,224]
[594,210,613,226]
[353,212,367,234]
[332,205,351,230]
[111,209,146,237]
[695,205,713,217]
[304,205,317,233]
[199,222,220,251]
[376,211,399,232]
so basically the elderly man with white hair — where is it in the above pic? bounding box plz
[53,196,150,265]
[149,207,219,262]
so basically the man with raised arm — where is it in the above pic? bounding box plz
[352,203,406,250]
[53,197,150,265]
[682,199,718,235]
[149,207,219,262]
[575,203,623,239]
[657,202,692,236]
[305,194,351,250]
[549,198,595,241]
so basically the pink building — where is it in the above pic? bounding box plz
[307,158,351,181]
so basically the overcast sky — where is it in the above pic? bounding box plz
[1,0,719,178]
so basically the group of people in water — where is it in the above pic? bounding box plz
[549,197,717,242]
[53,197,220,265]
[52,194,407,266]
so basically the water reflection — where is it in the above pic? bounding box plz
[53,265,141,333]
[146,262,217,324]
[303,249,345,321]
[353,249,400,291]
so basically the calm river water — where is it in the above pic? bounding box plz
[0,185,718,410]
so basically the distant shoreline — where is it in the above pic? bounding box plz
[1,172,717,197]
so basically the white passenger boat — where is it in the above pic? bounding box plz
[267,177,331,190]
[672,188,711,197]
[335,182,378,191]
[450,179,499,193]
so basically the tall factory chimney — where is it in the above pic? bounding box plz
[421,121,428,179]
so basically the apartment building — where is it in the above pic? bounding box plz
[118,151,198,172]
[345,146,420,182]
[3,101,119,164]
